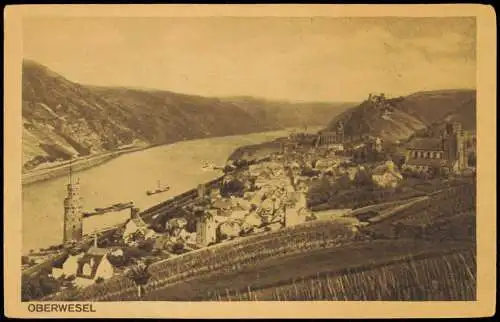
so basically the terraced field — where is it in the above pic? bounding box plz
[142,240,473,301]
[212,248,476,301]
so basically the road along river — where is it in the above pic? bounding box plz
[22,128,316,254]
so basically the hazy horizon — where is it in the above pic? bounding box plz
[23,17,476,102]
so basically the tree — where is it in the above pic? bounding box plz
[126,261,151,299]
[301,167,318,177]
[440,167,450,178]
[22,272,61,301]
[353,170,374,188]
[21,278,42,301]
[108,253,128,267]
[170,242,185,255]
[220,179,245,198]
[468,152,476,167]
[21,256,31,266]
[311,159,319,168]
[419,170,430,181]
[336,174,351,190]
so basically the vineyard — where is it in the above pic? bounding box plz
[44,220,360,301]
[308,184,424,212]
[365,183,476,241]
[208,249,476,301]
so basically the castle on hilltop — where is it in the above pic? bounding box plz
[368,92,387,104]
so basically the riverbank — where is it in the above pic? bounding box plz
[227,126,323,161]
[22,144,152,186]
[22,126,317,186]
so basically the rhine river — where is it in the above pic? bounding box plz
[22,128,314,254]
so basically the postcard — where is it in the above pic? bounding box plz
[4,4,496,318]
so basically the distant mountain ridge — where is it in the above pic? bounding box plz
[326,89,476,142]
[22,60,353,170]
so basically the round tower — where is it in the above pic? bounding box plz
[63,162,83,243]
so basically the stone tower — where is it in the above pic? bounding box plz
[63,160,83,243]
[196,212,216,246]
[443,122,466,171]
[336,121,345,143]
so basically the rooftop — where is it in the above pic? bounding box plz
[76,252,109,279]
[405,158,451,167]
[406,138,444,151]
[87,247,113,256]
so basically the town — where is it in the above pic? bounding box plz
[21,104,477,300]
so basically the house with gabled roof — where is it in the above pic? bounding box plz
[52,247,116,287]
[74,247,115,286]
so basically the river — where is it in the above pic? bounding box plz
[22,128,315,254]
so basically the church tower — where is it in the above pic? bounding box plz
[443,122,466,171]
[63,160,83,243]
[336,121,345,143]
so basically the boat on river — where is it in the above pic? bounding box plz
[202,160,225,171]
[146,180,170,196]
[201,160,215,170]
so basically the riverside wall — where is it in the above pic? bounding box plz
[23,175,224,280]
[138,175,224,222]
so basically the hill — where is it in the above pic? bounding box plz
[41,218,474,301]
[326,90,476,142]
[22,60,353,171]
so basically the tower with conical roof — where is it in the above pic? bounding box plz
[63,159,83,243]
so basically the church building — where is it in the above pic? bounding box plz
[316,121,345,148]
[403,122,468,173]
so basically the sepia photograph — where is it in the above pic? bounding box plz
[4,4,496,319]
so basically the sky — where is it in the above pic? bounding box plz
[23,16,476,102]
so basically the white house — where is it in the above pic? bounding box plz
[371,163,403,188]
[242,212,263,230]
[122,211,150,244]
[53,247,116,287]
[218,221,242,239]
[329,143,344,152]
[52,252,85,279]
[62,252,84,276]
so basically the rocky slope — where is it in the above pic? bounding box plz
[326,90,476,142]
[22,60,353,171]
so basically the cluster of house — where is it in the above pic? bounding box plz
[194,159,312,245]
[282,136,404,189]
[291,118,474,178]
[48,118,474,290]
